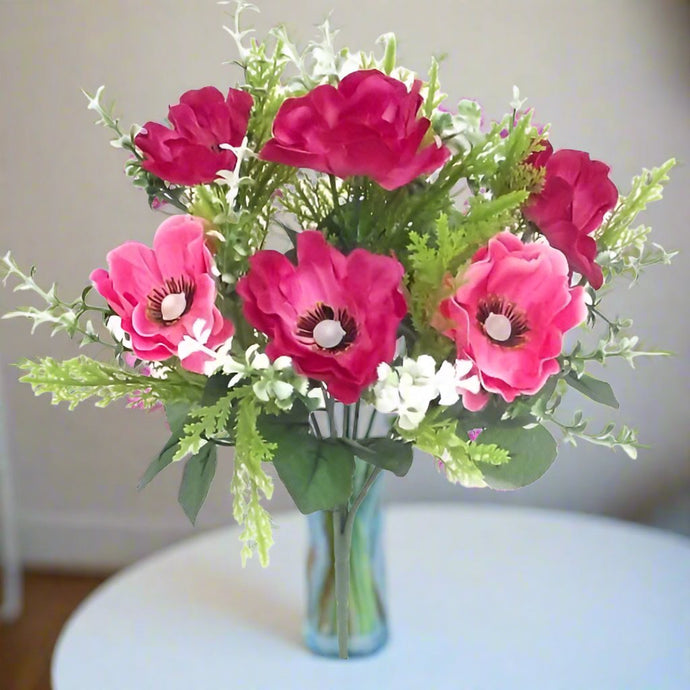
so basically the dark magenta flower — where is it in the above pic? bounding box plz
[135,86,253,186]
[524,148,618,289]
[259,70,450,190]
[236,230,407,403]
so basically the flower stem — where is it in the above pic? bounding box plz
[364,407,378,439]
[329,174,340,211]
[332,465,382,659]
[333,507,351,659]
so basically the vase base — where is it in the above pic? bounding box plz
[303,624,388,658]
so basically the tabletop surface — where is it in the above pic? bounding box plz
[52,504,690,690]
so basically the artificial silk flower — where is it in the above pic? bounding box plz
[135,86,253,186]
[236,230,407,404]
[524,148,618,289]
[90,215,234,374]
[435,359,482,407]
[436,232,587,403]
[372,357,481,431]
[259,69,450,190]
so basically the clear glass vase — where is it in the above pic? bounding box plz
[303,462,388,657]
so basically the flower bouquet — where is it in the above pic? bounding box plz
[1,1,676,659]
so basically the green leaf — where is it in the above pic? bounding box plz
[138,436,178,490]
[352,437,414,477]
[565,372,619,409]
[261,414,355,512]
[178,443,218,524]
[201,373,232,406]
[477,423,557,490]
[165,401,192,435]
[138,403,191,490]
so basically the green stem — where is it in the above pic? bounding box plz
[332,465,382,658]
[329,174,340,211]
[364,407,378,439]
[324,390,338,438]
[310,413,323,439]
[333,507,352,659]
[352,400,361,439]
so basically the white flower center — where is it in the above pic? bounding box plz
[313,319,347,349]
[160,292,188,322]
[484,312,512,342]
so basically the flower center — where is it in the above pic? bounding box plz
[296,303,357,353]
[146,276,195,325]
[313,319,347,349]
[484,313,512,342]
[476,295,528,347]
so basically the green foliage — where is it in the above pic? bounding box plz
[2,253,113,348]
[138,403,191,489]
[565,332,670,370]
[598,159,675,248]
[17,356,203,410]
[564,372,619,409]
[178,443,218,525]
[405,195,526,356]
[174,387,238,460]
[597,159,676,283]
[83,86,190,212]
[551,412,640,459]
[231,391,276,566]
[400,412,510,488]
[476,423,557,490]
[258,403,356,514]
[341,437,414,477]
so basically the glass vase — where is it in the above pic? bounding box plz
[303,461,388,657]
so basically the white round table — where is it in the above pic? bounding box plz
[52,505,690,689]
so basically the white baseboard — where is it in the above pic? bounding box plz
[18,511,215,571]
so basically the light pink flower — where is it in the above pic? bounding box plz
[259,70,450,190]
[436,232,587,403]
[90,215,234,374]
[236,230,407,403]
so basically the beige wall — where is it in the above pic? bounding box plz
[1,0,688,568]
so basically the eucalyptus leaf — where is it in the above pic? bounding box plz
[354,437,414,477]
[565,372,619,409]
[178,443,218,524]
[260,412,355,513]
[477,423,557,490]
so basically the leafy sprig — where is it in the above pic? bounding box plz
[17,356,204,410]
[2,252,112,348]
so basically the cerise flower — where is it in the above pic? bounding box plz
[436,232,586,404]
[135,86,253,186]
[524,148,618,289]
[259,69,450,190]
[90,215,234,374]
[236,230,407,403]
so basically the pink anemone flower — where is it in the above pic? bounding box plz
[90,215,234,374]
[236,230,407,403]
[436,232,587,404]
